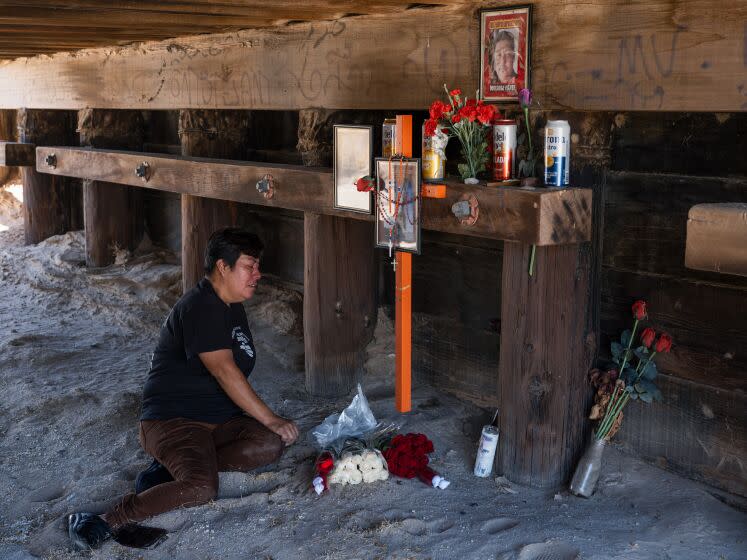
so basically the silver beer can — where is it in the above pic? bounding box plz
[474,425,500,477]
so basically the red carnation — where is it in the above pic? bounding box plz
[451,113,463,124]
[640,327,656,348]
[477,104,496,125]
[632,300,647,321]
[655,333,673,353]
[429,101,449,121]
[450,88,461,97]
[424,118,438,137]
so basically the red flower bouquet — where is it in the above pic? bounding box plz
[383,433,449,489]
[424,85,499,181]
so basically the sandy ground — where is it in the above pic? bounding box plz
[0,183,745,560]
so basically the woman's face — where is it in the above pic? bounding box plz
[222,254,261,302]
[492,38,516,83]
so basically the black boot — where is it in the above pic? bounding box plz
[67,512,112,551]
[135,458,174,493]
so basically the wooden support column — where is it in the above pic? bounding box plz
[78,109,145,267]
[178,110,249,293]
[498,242,593,488]
[300,108,377,397]
[0,109,15,185]
[303,214,377,397]
[17,109,77,245]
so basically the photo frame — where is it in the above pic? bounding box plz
[479,5,532,102]
[333,124,373,213]
[374,157,421,255]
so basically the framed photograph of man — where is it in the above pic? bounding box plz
[479,5,532,102]
[333,124,373,213]
[374,157,421,255]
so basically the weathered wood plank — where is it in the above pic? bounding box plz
[617,374,747,498]
[686,203,747,278]
[0,141,35,167]
[601,267,747,393]
[1,0,746,111]
[603,171,747,286]
[34,146,592,245]
[498,242,594,488]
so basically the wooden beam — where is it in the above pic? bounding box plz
[78,109,145,267]
[18,110,79,244]
[179,109,250,292]
[34,146,592,246]
[498,242,593,488]
[685,203,747,278]
[1,1,745,111]
[0,141,34,167]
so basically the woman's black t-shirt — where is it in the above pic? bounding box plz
[140,277,256,423]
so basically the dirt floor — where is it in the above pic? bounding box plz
[0,183,745,560]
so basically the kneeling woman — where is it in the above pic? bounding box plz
[68,228,299,550]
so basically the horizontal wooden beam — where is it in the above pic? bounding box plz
[0,141,35,166]
[2,0,746,111]
[35,146,591,245]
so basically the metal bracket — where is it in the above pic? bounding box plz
[256,173,275,199]
[44,153,57,168]
[135,161,150,182]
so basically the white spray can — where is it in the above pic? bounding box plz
[474,425,500,477]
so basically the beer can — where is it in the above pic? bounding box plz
[474,425,500,477]
[492,120,517,181]
[544,120,571,187]
[422,121,445,181]
[382,118,396,158]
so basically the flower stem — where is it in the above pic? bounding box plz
[528,244,536,276]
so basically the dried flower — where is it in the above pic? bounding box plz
[631,300,648,320]
[655,333,673,353]
[518,88,532,108]
[640,327,656,348]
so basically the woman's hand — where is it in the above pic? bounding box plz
[266,416,299,445]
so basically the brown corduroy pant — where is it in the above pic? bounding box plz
[103,416,283,528]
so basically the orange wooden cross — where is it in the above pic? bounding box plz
[395,115,412,413]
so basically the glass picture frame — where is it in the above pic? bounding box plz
[333,124,373,213]
[374,157,421,255]
[479,5,532,102]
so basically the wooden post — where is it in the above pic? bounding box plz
[178,110,250,293]
[300,108,377,397]
[497,242,593,488]
[303,213,377,397]
[394,114,413,412]
[77,109,145,267]
[0,109,15,185]
[17,109,77,245]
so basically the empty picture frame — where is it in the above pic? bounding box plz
[375,157,421,254]
[333,124,373,213]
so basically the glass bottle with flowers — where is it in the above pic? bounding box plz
[570,299,671,498]
[424,85,498,183]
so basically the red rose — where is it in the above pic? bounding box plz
[632,300,647,320]
[655,333,673,353]
[640,327,656,348]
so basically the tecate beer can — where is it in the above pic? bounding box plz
[422,121,445,181]
[474,425,500,477]
[544,120,571,187]
[492,120,517,181]
[382,118,396,158]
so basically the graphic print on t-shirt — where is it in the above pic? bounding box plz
[232,326,255,358]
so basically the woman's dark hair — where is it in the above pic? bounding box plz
[204,228,264,274]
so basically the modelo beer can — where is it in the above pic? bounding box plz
[544,120,571,187]
[474,425,500,477]
[422,121,445,181]
[492,120,517,181]
[382,118,396,158]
